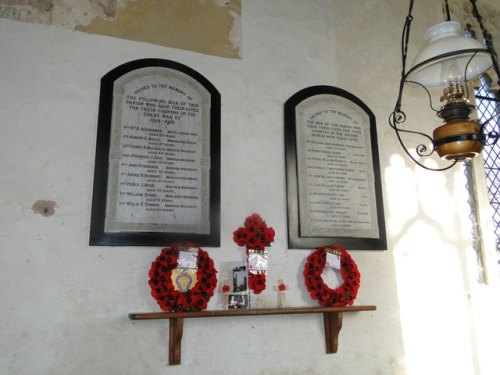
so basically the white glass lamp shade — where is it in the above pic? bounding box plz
[407,21,491,88]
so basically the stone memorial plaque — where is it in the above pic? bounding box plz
[90,59,220,246]
[285,86,386,250]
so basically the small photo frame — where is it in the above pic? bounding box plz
[217,261,251,309]
[233,266,248,292]
[228,293,249,309]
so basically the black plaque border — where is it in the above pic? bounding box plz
[90,59,220,246]
[284,86,386,250]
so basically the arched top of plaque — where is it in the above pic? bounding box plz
[284,85,386,250]
[90,59,220,246]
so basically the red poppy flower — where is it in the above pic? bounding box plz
[245,213,263,227]
[257,235,267,248]
[247,223,258,235]
[233,227,248,246]
[264,227,275,243]
[246,232,258,250]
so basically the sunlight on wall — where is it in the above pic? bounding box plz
[386,154,476,375]
[414,163,458,238]
[384,155,418,236]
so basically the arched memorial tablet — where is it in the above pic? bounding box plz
[285,86,386,250]
[90,59,220,246]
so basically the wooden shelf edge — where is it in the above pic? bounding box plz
[129,305,376,320]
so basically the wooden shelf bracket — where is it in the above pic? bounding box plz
[323,312,343,353]
[169,318,184,365]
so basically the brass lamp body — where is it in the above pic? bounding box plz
[432,83,484,161]
[433,119,483,161]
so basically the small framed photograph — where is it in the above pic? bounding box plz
[232,266,248,292]
[228,293,249,309]
[217,262,249,309]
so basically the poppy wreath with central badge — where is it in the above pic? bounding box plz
[303,245,360,307]
[148,245,217,312]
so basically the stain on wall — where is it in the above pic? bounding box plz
[0,0,241,58]
[0,0,53,24]
[77,0,241,58]
[32,200,57,217]
[1,0,52,12]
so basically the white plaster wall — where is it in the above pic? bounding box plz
[1,0,500,374]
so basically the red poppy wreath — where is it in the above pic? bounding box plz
[303,245,360,307]
[148,245,217,312]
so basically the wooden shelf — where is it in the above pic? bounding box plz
[129,305,376,365]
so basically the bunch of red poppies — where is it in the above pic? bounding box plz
[233,213,275,294]
[233,213,275,251]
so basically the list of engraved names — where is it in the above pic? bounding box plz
[105,72,210,233]
[296,96,379,238]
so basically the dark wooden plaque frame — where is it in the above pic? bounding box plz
[284,86,386,250]
[90,59,220,246]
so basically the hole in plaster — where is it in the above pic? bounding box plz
[32,200,57,217]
